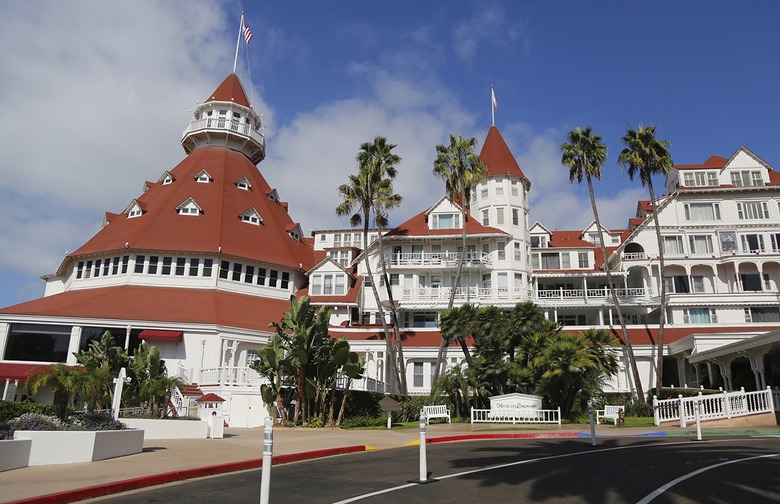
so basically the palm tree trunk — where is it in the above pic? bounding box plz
[336,381,351,427]
[376,229,408,394]
[586,173,645,404]
[647,178,666,396]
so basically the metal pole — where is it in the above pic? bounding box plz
[260,416,273,504]
[419,412,428,482]
[587,400,597,447]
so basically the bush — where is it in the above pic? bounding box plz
[0,401,58,422]
[69,412,126,431]
[8,412,68,432]
[307,417,324,428]
[339,415,388,429]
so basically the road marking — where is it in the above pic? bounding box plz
[635,452,780,504]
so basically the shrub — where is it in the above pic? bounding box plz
[69,412,126,431]
[339,415,387,429]
[8,412,68,432]
[0,401,58,422]
[307,417,324,428]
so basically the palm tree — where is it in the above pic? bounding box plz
[438,303,478,367]
[506,301,546,361]
[561,126,645,405]
[431,134,486,387]
[27,364,86,419]
[336,136,407,393]
[618,124,674,396]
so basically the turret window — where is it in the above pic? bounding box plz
[177,198,202,216]
[195,169,213,183]
[240,208,262,225]
[235,177,252,191]
[127,203,143,218]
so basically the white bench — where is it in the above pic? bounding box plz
[596,405,625,425]
[421,405,451,424]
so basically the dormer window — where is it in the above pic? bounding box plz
[195,169,212,183]
[267,189,279,202]
[530,235,548,248]
[240,208,262,225]
[160,172,175,185]
[288,224,303,241]
[125,200,145,219]
[177,198,202,216]
[430,213,460,230]
[235,177,252,191]
[683,171,717,187]
[730,170,764,187]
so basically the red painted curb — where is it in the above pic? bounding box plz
[6,445,368,504]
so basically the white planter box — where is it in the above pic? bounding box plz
[0,439,32,471]
[13,429,144,466]
[120,418,208,439]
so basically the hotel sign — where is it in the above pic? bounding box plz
[489,393,542,412]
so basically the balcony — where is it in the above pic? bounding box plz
[398,286,532,305]
[535,287,651,304]
[385,252,492,268]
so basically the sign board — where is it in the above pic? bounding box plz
[489,393,542,412]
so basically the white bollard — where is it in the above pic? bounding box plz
[418,412,428,482]
[695,399,702,441]
[260,417,273,504]
[587,400,597,447]
[387,411,392,429]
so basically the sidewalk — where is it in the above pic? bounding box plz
[2,422,776,503]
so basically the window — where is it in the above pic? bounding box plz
[683,171,718,186]
[514,242,522,261]
[269,270,278,287]
[246,349,259,366]
[745,307,780,323]
[497,242,506,260]
[5,323,73,362]
[496,208,505,225]
[244,265,255,283]
[121,256,129,274]
[412,312,437,328]
[540,253,560,269]
[343,233,351,247]
[235,177,251,191]
[334,274,346,295]
[530,236,547,248]
[102,258,111,276]
[578,252,589,268]
[134,255,145,274]
[481,209,489,226]
[684,202,721,221]
[390,274,399,286]
[128,204,143,218]
[771,232,780,252]
[511,181,519,196]
[683,308,717,324]
[319,234,327,242]
[482,274,491,289]
[512,208,519,226]
[497,272,508,293]
[431,213,460,229]
[664,275,690,293]
[189,258,200,276]
[333,234,342,247]
[688,235,714,254]
[353,233,362,246]
[740,273,769,292]
[691,275,705,293]
[203,259,213,277]
[195,170,211,183]
[495,185,504,196]
[737,201,769,220]
[231,263,243,281]
[731,170,763,187]
[240,209,261,225]
[281,272,290,289]
[322,274,333,295]
[663,236,684,255]
[219,260,230,279]
[740,234,765,253]
[480,188,488,199]
[413,362,424,387]
[310,275,322,295]
[176,257,186,276]
[162,174,174,185]
[257,268,267,285]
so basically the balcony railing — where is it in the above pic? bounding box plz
[182,117,266,148]
[386,251,492,268]
[200,366,264,387]
[536,287,649,300]
[622,252,648,261]
[399,286,531,303]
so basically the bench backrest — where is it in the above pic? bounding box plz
[604,405,625,415]
[423,405,448,414]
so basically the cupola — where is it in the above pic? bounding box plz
[181,73,266,165]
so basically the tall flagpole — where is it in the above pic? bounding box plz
[491,85,496,126]
[233,12,244,73]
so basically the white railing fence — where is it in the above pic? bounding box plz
[471,407,561,425]
[653,387,775,427]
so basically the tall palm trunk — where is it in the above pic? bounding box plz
[586,172,645,404]
[647,178,667,395]
[376,230,408,394]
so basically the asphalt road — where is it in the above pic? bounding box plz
[88,436,780,503]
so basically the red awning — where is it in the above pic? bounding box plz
[139,329,183,342]
[0,362,50,382]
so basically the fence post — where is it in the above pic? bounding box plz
[695,398,703,442]
[679,395,686,429]
[557,406,562,426]
[470,406,474,424]
[768,386,775,412]
[653,395,659,426]
[724,388,731,419]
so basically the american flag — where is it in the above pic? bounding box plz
[243,22,253,44]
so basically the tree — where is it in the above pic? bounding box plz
[431,134,487,388]
[561,126,645,404]
[27,364,86,419]
[336,136,407,394]
[335,350,364,427]
[618,124,674,396]
[252,331,291,425]
[438,303,478,367]
[74,330,129,412]
[131,343,179,417]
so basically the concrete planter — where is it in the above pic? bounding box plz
[0,439,32,471]
[13,429,144,466]
[120,418,208,439]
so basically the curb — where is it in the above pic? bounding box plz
[6,445,369,504]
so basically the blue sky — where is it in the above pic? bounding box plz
[1,0,779,308]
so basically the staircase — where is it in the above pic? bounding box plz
[171,383,204,417]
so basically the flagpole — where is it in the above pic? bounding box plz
[233,12,244,73]
[491,85,495,126]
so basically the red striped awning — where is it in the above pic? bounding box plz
[139,329,183,342]
[0,362,51,382]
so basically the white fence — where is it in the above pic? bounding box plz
[653,387,776,427]
[471,407,561,425]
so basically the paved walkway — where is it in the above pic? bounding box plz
[2,422,777,503]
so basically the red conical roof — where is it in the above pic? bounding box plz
[206,73,251,107]
[71,146,313,271]
[479,126,528,182]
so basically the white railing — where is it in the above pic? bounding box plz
[386,251,492,268]
[622,252,648,261]
[653,387,776,426]
[182,117,266,147]
[170,386,190,417]
[336,375,384,392]
[399,286,532,303]
[471,407,561,425]
[199,366,265,387]
[537,287,649,300]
